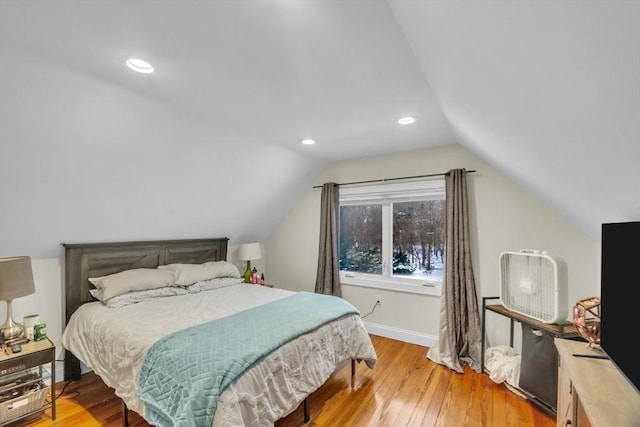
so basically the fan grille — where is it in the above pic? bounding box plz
[499,251,568,323]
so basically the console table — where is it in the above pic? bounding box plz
[555,338,640,427]
[481,297,579,370]
[481,296,580,413]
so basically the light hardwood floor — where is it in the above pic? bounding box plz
[17,335,555,426]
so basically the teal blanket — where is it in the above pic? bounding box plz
[138,291,359,427]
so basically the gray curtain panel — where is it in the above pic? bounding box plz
[314,182,342,297]
[426,168,482,373]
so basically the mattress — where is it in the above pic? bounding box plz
[61,283,377,426]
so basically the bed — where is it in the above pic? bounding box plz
[60,237,377,426]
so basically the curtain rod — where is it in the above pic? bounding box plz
[312,170,477,189]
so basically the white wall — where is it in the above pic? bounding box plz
[266,144,599,350]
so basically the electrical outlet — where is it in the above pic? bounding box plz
[375,295,382,305]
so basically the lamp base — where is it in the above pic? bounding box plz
[0,321,23,341]
[1,301,24,340]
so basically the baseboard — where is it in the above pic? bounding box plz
[363,321,437,347]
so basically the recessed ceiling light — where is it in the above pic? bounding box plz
[398,117,416,125]
[126,58,154,74]
[301,139,316,145]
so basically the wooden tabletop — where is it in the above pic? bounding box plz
[486,304,579,337]
[0,338,53,361]
[555,338,640,427]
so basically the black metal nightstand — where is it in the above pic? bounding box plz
[0,338,55,425]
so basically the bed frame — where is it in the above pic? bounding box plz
[61,236,353,425]
[61,237,229,381]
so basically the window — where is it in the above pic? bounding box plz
[339,180,445,296]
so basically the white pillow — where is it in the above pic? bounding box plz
[185,277,244,294]
[88,268,176,300]
[158,261,240,286]
[90,287,187,308]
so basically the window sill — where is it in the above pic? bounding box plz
[340,277,441,297]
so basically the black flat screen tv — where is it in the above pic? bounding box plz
[600,221,640,394]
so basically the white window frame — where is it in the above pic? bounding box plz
[338,179,445,296]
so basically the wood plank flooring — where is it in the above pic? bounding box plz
[16,335,555,426]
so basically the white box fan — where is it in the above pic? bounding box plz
[499,250,568,324]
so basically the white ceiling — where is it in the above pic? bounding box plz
[0,1,638,258]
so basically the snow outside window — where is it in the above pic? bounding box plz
[339,179,445,296]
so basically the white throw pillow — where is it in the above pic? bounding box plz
[185,277,244,293]
[89,268,176,300]
[158,261,240,286]
[90,286,188,308]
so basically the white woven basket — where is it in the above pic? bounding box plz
[0,385,48,423]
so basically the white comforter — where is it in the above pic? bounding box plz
[61,283,377,426]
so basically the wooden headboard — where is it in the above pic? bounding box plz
[61,237,229,380]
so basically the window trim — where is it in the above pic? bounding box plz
[338,179,445,296]
[341,273,442,296]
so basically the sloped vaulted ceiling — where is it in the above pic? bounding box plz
[0,1,638,258]
[389,1,640,239]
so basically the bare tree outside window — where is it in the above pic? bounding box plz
[339,200,445,281]
[338,179,446,294]
[392,200,445,281]
[339,205,382,274]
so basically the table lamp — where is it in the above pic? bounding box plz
[0,256,36,340]
[238,243,262,283]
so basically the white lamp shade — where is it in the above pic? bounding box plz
[238,243,262,261]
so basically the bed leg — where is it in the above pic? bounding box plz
[351,358,355,377]
[64,350,82,381]
[122,401,129,427]
[303,397,309,423]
